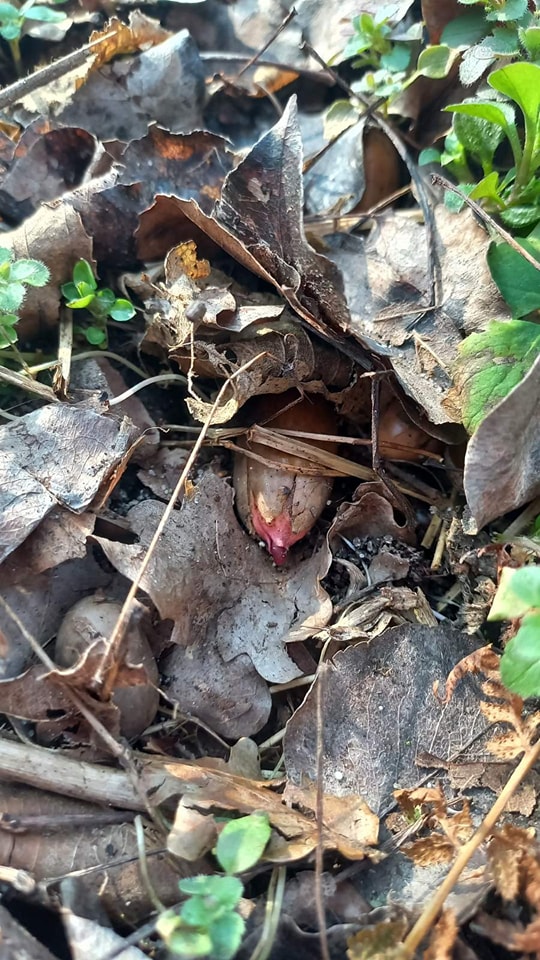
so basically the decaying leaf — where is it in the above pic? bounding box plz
[424,910,458,960]
[284,624,488,814]
[463,353,540,531]
[97,471,332,737]
[347,918,409,960]
[0,403,138,564]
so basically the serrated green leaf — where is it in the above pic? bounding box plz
[109,299,135,322]
[441,11,490,49]
[453,111,505,167]
[209,911,245,960]
[415,44,459,79]
[9,258,49,285]
[499,205,540,228]
[0,248,13,265]
[73,258,96,289]
[487,239,540,315]
[485,0,527,21]
[459,44,496,86]
[216,814,271,874]
[500,612,540,698]
[456,319,540,432]
[0,281,25,313]
[489,565,540,620]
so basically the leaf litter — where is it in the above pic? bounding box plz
[0,2,539,958]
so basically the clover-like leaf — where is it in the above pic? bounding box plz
[216,813,271,875]
[109,298,135,322]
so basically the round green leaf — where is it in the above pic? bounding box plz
[489,63,540,130]
[181,896,222,927]
[323,99,359,141]
[109,299,135,322]
[84,325,107,345]
[209,911,245,960]
[500,613,540,698]
[0,281,25,313]
[216,814,271,875]
[487,240,540,315]
[0,22,22,38]
[0,248,13,264]
[440,11,490,49]
[167,928,212,957]
[416,45,459,79]
[73,259,96,289]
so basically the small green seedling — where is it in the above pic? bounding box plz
[62,259,135,348]
[489,565,540,698]
[0,0,68,74]
[0,247,49,349]
[157,812,271,960]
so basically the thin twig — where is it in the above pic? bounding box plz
[431,174,540,272]
[402,735,540,956]
[0,31,116,112]
[314,665,330,960]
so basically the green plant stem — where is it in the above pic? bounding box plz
[513,116,536,198]
[9,36,22,76]
[248,866,286,960]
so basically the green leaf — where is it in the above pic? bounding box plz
[380,44,410,72]
[209,911,245,960]
[0,22,21,38]
[500,612,540,698]
[167,928,212,957]
[0,247,13,265]
[441,11,490,49]
[66,293,95,309]
[485,0,528,21]
[23,4,66,20]
[0,281,25,313]
[487,239,540,315]
[469,171,503,204]
[452,110,505,167]
[455,319,540,432]
[499,205,540,228]
[489,62,540,130]
[109,298,135,322]
[459,44,496,86]
[216,814,271,874]
[322,99,359,140]
[94,287,116,311]
[180,896,223,927]
[61,282,78,301]
[445,99,515,134]
[9,258,49,285]
[489,565,540,620]
[418,148,441,165]
[0,2,20,20]
[72,258,96,289]
[520,26,540,58]
[84,325,106,345]
[179,876,242,909]
[0,313,18,348]
[415,45,459,79]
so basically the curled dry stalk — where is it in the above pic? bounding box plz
[401,653,540,957]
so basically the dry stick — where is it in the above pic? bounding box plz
[97,354,266,701]
[402,734,540,956]
[432,174,540,273]
[314,664,330,960]
[0,31,116,112]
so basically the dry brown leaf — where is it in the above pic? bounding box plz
[434,645,499,704]
[487,824,534,901]
[403,835,455,867]
[424,909,458,960]
[485,731,526,761]
[0,404,137,564]
[347,918,409,960]
[97,471,332,737]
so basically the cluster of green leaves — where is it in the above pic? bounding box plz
[489,565,540,698]
[157,813,271,960]
[62,259,135,347]
[0,0,68,72]
[0,248,49,349]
